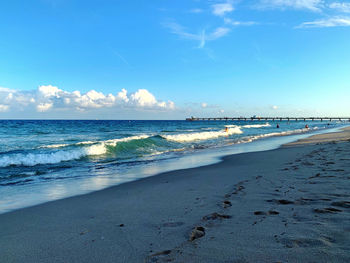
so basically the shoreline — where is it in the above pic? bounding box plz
[0,125,343,214]
[1,127,350,262]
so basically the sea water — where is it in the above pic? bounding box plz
[0,119,344,213]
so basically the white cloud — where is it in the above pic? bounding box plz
[164,22,230,48]
[0,85,175,114]
[201,102,208,108]
[257,0,323,12]
[297,16,350,27]
[130,89,157,107]
[329,2,350,13]
[37,102,53,112]
[0,87,16,93]
[38,85,62,97]
[224,18,258,26]
[272,105,278,110]
[164,22,201,41]
[73,90,115,109]
[212,1,234,16]
[189,8,203,13]
[207,27,231,40]
[219,109,225,113]
[0,104,9,112]
[117,88,129,102]
[167,101,175,109]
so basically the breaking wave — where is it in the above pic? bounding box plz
[225,123,271,129]
[0,150,86,167]
[162,127,243,142]
[237,127,318,144]
[242,123,271,128]
[0,135,151,167]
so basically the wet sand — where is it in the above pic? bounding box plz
[0,127,350,262]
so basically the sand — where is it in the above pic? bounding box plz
[0,127,350,262]
[284,126,350,146]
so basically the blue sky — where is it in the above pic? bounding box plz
[0,0,349,119]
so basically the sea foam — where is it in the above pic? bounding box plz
[225,123,271,129]
[0,135,150,167]
[237,127,317,144]
[242,123,271,128]
[162,127,243,142]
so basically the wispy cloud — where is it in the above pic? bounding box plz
[112,51,131,67]
[296,16,350,27]
[163,22,199,41]
[207,27,231,40]
[189,8,204,13]
[224,18,258,26]
[254,0,350,28]
[163,22,230,48]
[329,2,350,13]
[212,1,234,16]
[257,0,323,12]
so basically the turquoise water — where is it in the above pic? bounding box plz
[0,120,343,213]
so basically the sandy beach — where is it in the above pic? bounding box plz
[1,127,350,263]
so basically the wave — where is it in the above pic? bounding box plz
[225,123,270,129]
[162,127,243,142]
[0,126,320,167]
[237,127,317,144]
[39,135,149,149]
[39,144,69,149]
[242,123,271,128]
[0,135,151,167]
[0,150,85,167]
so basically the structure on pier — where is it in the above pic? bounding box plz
[186,116,350,122]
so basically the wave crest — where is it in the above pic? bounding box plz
[238,127,317,144]
[0,135,150,167]
[162,127,243,142]
[225,123,270,129]
[242,123,271,128]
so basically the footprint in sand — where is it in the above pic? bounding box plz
[202,212,232,221]
[302,161,314,166]
[308,173,321,179]
[146,249,173,262]
[254,210,279,216]
[331,201,350,208]
[189,226,205,241]
[232,185,245,195]
[222,200,232,208]
[267,199,294,205]
[313,207,342,214]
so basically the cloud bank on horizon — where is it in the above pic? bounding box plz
[0,86,175,115]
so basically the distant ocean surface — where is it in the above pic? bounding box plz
[0,119,344,213]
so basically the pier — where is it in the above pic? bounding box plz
[186,117,350,122]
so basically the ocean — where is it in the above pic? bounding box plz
[0,119,344,213]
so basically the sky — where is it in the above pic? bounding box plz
[0,0,349,119]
